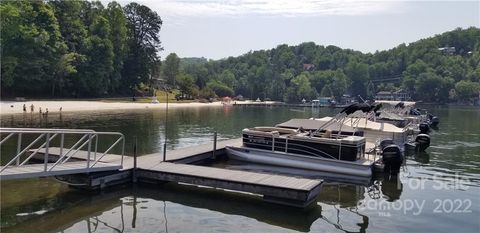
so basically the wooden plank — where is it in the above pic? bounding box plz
[25,138,323,207]
[136,162,323,207]
[0,161,121,180]
[144,162,321,191]
[142,138,242,163]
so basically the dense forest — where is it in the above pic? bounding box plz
[1,1,479,104]
[1,0,162,97]
[177,27,480,103]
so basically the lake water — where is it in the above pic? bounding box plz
[1,105,479,233]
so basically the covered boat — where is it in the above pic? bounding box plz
[228,124,375,177]
[226,103,408,177]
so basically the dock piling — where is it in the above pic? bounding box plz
[133,136,137,183]
[163,143,167,162]
[212,131,217,159]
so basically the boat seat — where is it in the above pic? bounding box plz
[246,127,298,135]
[322,130,332,138]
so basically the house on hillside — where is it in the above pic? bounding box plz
[152,77,168,90]
[376,90,410,101]
[438,46,456,55]
[303,64,315,71]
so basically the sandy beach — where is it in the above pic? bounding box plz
[0,100,226,115]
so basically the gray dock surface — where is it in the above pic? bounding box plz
[138,162,322,207]
[32,138,243,168]
[0,161,121,180]
[24,138,322,207]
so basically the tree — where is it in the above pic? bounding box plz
[82,15,114,96]
[48,0,87,52]
[455,80,480,102]
[331,70,349,100]
[219,70,236,89]
[106,1,128,92]
[0,0,66,96]
[415,72,454,103]
[345,62,370,98]
[163,53,180,86]
[293,73,315,100]
[122,2,163,93]
[207,80,234,97]
[177,73,196,98]
[51,53,85,96]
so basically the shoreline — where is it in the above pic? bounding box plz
[0,100,226,115]
[0,100,285,115]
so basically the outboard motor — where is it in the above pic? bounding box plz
[430,116,440,127]
[427,113,440,127]
[419,123,430,134]
[415,134,431,152]
[379,139,403,175]
[409,108,421,116]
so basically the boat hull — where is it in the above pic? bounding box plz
[226,146,374,177]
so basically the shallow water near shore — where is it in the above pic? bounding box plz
[1,105,479,233]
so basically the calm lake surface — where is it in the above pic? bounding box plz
[1,105,479,233]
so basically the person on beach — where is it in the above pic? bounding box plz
[39,107,42,114]
[23,104,26,112]
[30,104,34,113]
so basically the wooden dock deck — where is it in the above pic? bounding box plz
[138,162,322,207]
[32,137,243,168]
[0,161,121,180]
[24,138,323,207]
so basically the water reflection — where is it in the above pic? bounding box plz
[1,169,406,233]
[3,181,395,233]
[1,106,479,233]
[413,151,430,164]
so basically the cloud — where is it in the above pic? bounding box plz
[129,0,403,18]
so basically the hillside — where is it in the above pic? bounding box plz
[179,27,480,103]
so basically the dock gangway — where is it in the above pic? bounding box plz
[0,128,125,180]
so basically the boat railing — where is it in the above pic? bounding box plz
[242,134,357,161]
[0,128,125,174]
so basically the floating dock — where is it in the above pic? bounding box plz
[24,138,323,207]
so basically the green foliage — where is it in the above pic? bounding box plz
[455,81,480,101]
[0,0,66,96]
[291,72,315,101]
[0,0,162,97]
[415,72,454,103]
[0,3,478,106]
[122,2,163,94]
[163,53,180,85]
[107,1,128,92]
[198,87,216,99]
[310,70,349,100]
[345,62,370,98]
[207,80,234,97]
[176,72,196,98]
[179,27,480,103]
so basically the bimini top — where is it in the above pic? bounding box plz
[276,118,357,132]
[317,116,404,133]
[377,111,405,121]
[375,100,416,107]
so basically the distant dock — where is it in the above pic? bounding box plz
[232,101,345,108]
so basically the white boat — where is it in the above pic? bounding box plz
[226,146,379,177]
[226,103,410,177]
[313,116,409,147]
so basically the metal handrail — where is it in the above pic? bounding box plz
[0,128,125,173]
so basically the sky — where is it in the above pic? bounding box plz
[105,0,480,60]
